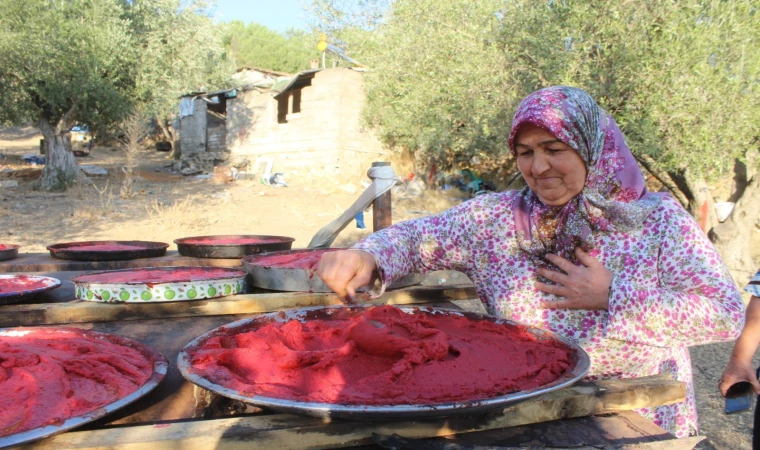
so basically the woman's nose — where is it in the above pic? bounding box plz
[531,152,551,175]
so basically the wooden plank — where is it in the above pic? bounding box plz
[0,251,242,273]
[19,375,686,450]
[0,285,478,326]
[369,411,704,449]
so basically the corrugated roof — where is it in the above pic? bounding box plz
[273,69,321,98]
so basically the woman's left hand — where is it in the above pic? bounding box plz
[535,248,614,310]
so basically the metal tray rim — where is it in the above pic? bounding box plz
[0,328,168,449]
[177,305,591,420]
[0,275,61,299]
[71,266,247,286]
[174,234,296,247]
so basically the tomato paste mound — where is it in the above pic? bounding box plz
[0,329,154,437]
[0,276,55,294]
[68,244,146,252]
[188,306,576,405]
[74,267,246,284]
[180,237,289,246]
[0,244,11,250]
[251,249,341,270]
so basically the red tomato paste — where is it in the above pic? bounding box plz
[74,267,246,284]
[0,275,52,294]
[188,306,575,405]
[0,329,154,437]
[0,244,9,250]
[251,249,341,270]
[69,244,145,251]
[181,237,287,245]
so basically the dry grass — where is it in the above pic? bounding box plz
[146,195,212,234]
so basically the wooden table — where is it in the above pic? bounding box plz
[1,254,697,449]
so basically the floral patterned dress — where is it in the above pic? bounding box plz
[354,192,744,438]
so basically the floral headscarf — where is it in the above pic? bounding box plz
[508,86,663,263]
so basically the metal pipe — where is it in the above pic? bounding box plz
[372,162,392,231]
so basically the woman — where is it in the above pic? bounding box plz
[317,86,744,438]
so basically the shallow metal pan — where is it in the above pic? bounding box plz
[0,244,19,262]
[0,274,61,306]
[177,305,590,421]
[0,328,168,448]
[174,235,295,259]
[46,240,169,261]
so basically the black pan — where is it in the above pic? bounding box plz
[174,235,295,259]
[46,240,169,261]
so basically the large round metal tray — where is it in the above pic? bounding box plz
[0,327,168,449]
[71,266,247,303]
[242,248,423,292]
[178,305,590,420]
[0,275,61,306]
[0,244,19,262]
[47,240,169,261]
[174,235,295,259]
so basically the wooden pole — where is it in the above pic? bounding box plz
[372,161,392,231]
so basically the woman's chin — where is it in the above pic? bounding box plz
[536,194,572,207]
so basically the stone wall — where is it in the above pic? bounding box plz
[226,68,388,178]
[206,112,226,153]
[179,98,207,156]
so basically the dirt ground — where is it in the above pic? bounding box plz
[1,126,758,449]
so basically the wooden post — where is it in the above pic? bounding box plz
[372,161,392,232]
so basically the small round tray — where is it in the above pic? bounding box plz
[47,240,169,261]
[174,235,295,259]
[71,266,247,302]
[0,244,20,262]
[178,305,590,421]
[0,327,168,448]
[0,275,61,305]
[242,248,423,292]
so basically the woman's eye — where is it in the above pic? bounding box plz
[517,150,532,157]
[547,148,565,154]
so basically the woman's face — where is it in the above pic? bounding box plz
[514,123,587,206]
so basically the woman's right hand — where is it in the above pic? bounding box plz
[316,250,378,302]
[719,357,760,396]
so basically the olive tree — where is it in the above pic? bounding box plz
[0,0,133,190]
[309,0,760,283]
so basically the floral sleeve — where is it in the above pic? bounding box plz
[605,198,745,347]
[745,270,760,297]
[352,194,505,289]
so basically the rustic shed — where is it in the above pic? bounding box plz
[177,67,388,177]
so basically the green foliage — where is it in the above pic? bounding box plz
[358,0,516,162]
[0,0,233,136]
[222,21,319,73]
[0,0,134,131]
[496,0,760,181]
[121,0,235,124]
[312,0,760,181]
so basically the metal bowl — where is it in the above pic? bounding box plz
[242,248,423,292]
[0,327,168,448]
[178,305,590,420]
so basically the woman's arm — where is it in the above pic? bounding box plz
[349,193,511,290]
[605,199,745,347]
[720,296,760,395]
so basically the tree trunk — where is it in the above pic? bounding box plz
[666,168,718,233]
[156,117,180,160]
[709,158,760,287]
[39,117,80,191]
